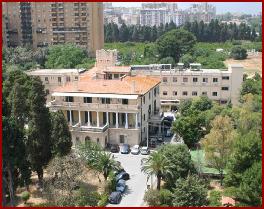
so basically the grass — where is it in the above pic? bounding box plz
[190,150,226,175]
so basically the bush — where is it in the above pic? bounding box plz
[208,190,222,206]
[104,171,117,194]
[21,191,30,204]
[97,193,109,206]
[232,40,242,45]
[75,187,100,206]
[159,189,173,206]
[144,189,161,206]
[230,46,248,60]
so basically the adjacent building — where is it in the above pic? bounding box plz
[131,63,243,111]
[2,2,104,56]
[186,2,216,23]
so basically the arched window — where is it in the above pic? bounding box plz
[85,136,91,144]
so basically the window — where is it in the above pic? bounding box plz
[122,99,128,105]
[193,77,198,82]
[163,77,167,82]
[202,92,207,96]
[202,78,208,83]
[143,114,145,121]
[74,76,78,80]
[66,76,71,82]
[83,97,92,103]
[149,92,151,99]
[65,96,74,102]
[114,74,119,79]
[45,89,49,95]
[183,77,188,82]
[221,87,229,91]
[45,77,49,82]
[154,88,157,96]
[173,91,177,96]
[102,98,110,104]
[173,77,177,82]
[143,96,145,104]
[163,91,168,96]
[58,77,61,83]
[182,91,188,96]
[120,135,124,143]
[212,92,218,96]
[222,76,229,80]
[192,91,197,96]
[213,78,218,82]
[97,138,99,144]
[85,136,90,143]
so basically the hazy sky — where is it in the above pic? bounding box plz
[111,2,262,15]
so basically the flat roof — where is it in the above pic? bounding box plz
[27,68,86,75]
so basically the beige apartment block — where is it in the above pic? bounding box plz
[2,2,104,56]
[50,74,161,147]
[131,64,244,111]
[26,68,86,102]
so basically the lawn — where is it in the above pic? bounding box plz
[190,150,226,175]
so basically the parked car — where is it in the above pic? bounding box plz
[113,168,125,176]
[110,144,120,153]
[108,191,122,204]
[166,129,173,137]
[141,146,150,155]
[116,171,130,181]
[120,144,130,154]
[131,145,140,155]
[116,179,126,193]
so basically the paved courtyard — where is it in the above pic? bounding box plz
[107,153,149,207]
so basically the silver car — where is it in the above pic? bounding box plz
[140,146,150,155]
[131,145,140,155]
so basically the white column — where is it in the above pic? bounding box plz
[116,112,119,128]
[69,110,72,126]
[125,113,128,129]
[78,110,81,125]
[135,113,138,129]
[97,111,99,127]
[88,111,90,126]
[106,112,109,125]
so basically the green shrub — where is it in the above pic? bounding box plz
[208,190,222,206]
[144,189,161,206]
[21,191,30,204]
[75,187,100,206]
[232,40,242,45]
[230,46,248,60]
[104,171,117,194]
[159,189,173,206]
[97,193,109,206]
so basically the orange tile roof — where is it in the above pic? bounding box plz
[54,75,161,95]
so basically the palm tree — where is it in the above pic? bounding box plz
[97,152,120,181]
[141,151,174,190]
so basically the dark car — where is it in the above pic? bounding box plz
[110,144,120,153]
[120,144,130,154]
[116,179,126,193]
[116,171,130,181]
[108,191,122,204]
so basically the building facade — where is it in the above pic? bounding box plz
[2,2,104,56]
[131,63,243,111]
[186,2,216,23]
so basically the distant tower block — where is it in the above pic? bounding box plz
[95,49,118,68]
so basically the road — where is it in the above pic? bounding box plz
[107,153,149,207]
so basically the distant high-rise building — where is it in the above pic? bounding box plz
[186,2,216,23]
[140,9,168,26]
[2,2,104,56]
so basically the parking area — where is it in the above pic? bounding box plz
[107,153,149,207]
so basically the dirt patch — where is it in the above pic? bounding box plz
[224,53,262,76]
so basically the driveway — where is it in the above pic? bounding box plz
[107,153,149,207]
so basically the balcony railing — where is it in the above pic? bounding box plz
[50,101,139,111]
[72,123,108,133]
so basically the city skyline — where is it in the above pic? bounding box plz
[111,2,262,15]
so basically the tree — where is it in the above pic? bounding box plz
[238,161,262,206]
[43,154,84,206]
[230,46,248,60]
[141,151,174,190]
[45,44,87,68]
[21,191,30,204]
[156,29,196,63]
[119,23,129,42]
[144,189,173,206]
[27,77,52,186]
[201,115,236,185]
[172,175,208,206]
[50,111,72,157]
[241,77,262,96]
[159,144,195,189]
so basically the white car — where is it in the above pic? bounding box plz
[140,146,150,155]
[131,145,140,155]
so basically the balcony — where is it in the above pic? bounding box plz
[50,101,140,112]
[72,123,108,133]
